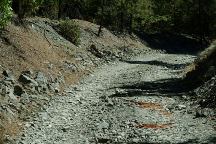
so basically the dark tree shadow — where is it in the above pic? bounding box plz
[177,136,216,144]
[109,78,199,97]
[122,60,190,70]
[137,32,208,55]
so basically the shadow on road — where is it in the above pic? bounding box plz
[122,60,190,70]
[137,32,208,55]
[109,78,198,97]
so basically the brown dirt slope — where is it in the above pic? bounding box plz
[0,17,149,85]
[0,21,77,82]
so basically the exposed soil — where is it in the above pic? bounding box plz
[15,52,216,144]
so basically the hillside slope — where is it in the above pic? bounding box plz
[0,17,151,143]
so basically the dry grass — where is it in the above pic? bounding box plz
[0,21,90,86]
[183,43,216,85]
[0,113,22,144]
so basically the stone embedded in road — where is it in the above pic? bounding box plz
[18,74,38,86]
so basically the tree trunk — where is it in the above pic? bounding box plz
[18,0,24,19]
[129,14,133,34]
[97,0,105,36]
[58,0,62,19]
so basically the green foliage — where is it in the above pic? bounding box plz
[0,0,12,29]
[39,0,59,19]
[10,0,216,40]
[15,0,44,18]
[59,19,81,45]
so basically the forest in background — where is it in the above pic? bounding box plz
[0,0,216,44]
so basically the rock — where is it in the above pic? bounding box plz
[18,74,38,86]
[19,93,30,104]
[97,137,110,143]
[89,44,104,58]
[61,126,70,132]
[34,72,49,93]
[49,82,60,93]
[9,88,18,100]
[176,104,187,110]
[48,63,53,69]
[21,70,33,77]
[2,70,15,81]
[3,70,13,77]
[56,75,65,84]
[0,85,11,96]
[39,112,49,120]
[132,138,140,143]
[35,72,47,84]
[64,61,78,72]
[195,108,215,118]
[98,121,109,130]
[13,85,24,96]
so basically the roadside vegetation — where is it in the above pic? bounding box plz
[1,0,216,42]
[59,19,80,46]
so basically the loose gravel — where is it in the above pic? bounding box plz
[16,52,216,144]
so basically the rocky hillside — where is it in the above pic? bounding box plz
[0,17,150,143]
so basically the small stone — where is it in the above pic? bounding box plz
[3,70,15,81]
[3,70,13,77]
[39,112,48,120]
[62,127,67,132]
[132,138,140,143]
[9,88,17,100]
[18,74,38,85]
[176,104,186,110]
[98,121,109,129]
[49,83,60,93]
[181,95,187,100]
[35,72,47,84]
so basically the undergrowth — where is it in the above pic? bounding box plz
[59,19,80,46]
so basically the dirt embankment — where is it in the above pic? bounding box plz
[183,41,216,108]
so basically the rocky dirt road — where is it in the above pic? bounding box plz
[17,52,216,144]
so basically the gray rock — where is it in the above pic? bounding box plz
[49,82,60,93]
[195,108,215,118]
[2,70,15,82]
[35,72,47,84]
[34,72,49,93]
[18,74,38,86]
[3,70,13,78]
[64,61,78,72]
[176,104,187,110]
[19,93,30,104]
[9,88,18,100]
[98,121,109,130]
[21,70,34,77]
[0,85,11,96]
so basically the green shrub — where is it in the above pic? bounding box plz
[0,0,12,29]
[59,20,81,46]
